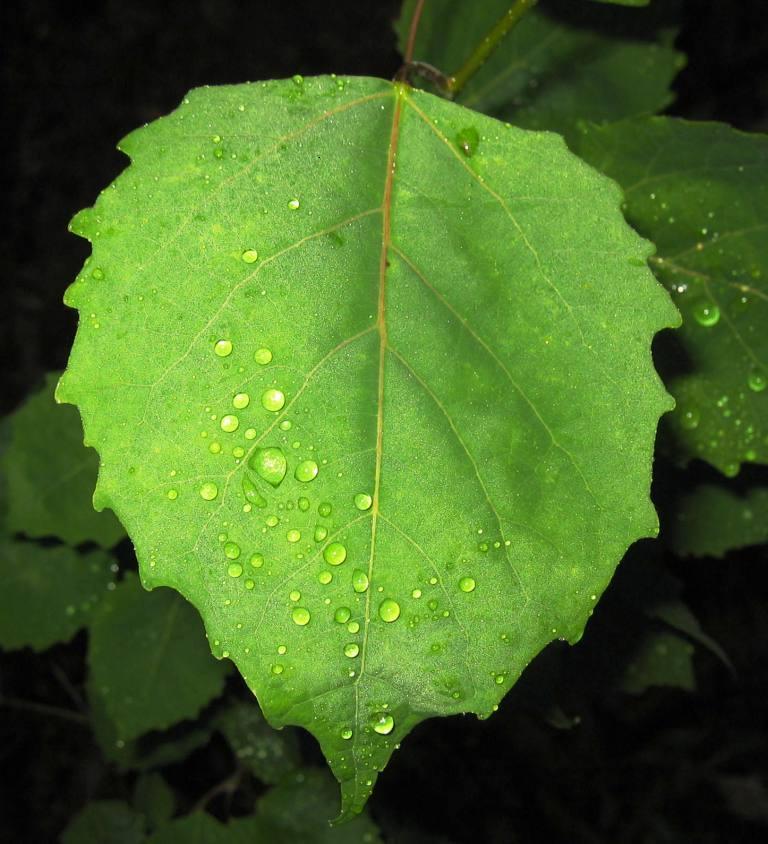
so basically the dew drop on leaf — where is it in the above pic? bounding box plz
[680,408,701,430]
[314,525,328,542]
[254,347,273,365]
[220,414,239,433]
[318,502,332,517]
[224,542,241,560]
[323,542,347,566]
[348,621,360,634]
[166,489,178,500]
[248,447,287,486]
[378,599,401,622]
[242,476,267,508]
[456,126,479,157]
[352,570,369,593]
[286,529,301,543]
[227,563,243,578]
[344,643,360,658]
[261,389,286,412]
[232,392,250,409]
[288,198,300,210]
[294,459,319,482]
[458,576,476,593]
[199,482,218,501]
[241,249,258,264]
[370,713,395,735]
[318,571,332,585]
[354,492,373,511]
[249,553,264,569]
[341,728,353,740]
[748,368,767,392]
[291,607,310,626]
[691,298,720,327]
[334,606,351,624]
[271,663,284,675]
[213,339,233,357]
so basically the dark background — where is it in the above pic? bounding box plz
[2,1,768,842]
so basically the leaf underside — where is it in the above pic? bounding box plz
[60,76,676,816]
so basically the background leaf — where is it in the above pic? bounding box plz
[133,773,175,831]
[0,372,125,547]
[0,540,114,651]
[621,629,696,694]
[572,117,768,474]
[396,0,683,141]
[61,800,146,844]
[60,76,676,815]
[88,574,228,740]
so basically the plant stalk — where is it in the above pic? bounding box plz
[447,0,539,97]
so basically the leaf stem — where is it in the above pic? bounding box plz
[403,0,427,64]
[447,0,539,97]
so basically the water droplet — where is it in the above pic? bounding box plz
[354,492,373,511]
[241,249,258,263]
[341,728,353,740]
[324,543,347,566]
[692,298,720,327]
[227,563,243,578]
[347,620,360,634]
[245,579,255,589]
[233,392,250,409]
[242,476,267,508]
[271,663,284,675]
[167,489,178,500]
[287,529,301,543]
[748,369,767,393]
[294,459,318,483]
[291,607,310,626]
[292,74,304,86]
[244,428,257,440]
[352,570,369,593]
[334,606,351,624]
[411,589,422,599]
[319,571,332,585]
[288,198,300,210]
[318,502,332,517]
[261,388,285,412]
[233,446,245,459]
[289,590,301,602]
[370,713,394,735]
[209,441,222,454]
[254,347,273,365]
[297,496,310,512]
[224,542,241,560]
[220,414,239,433]
[214,339,233,357]
[314,525,328,542]
[279,419,292,431]
[249,447,287,486]
[266,514,279,527]
[344,643,360,658]
[378,599,400,622]
[680,408,700,430]
[250,553,264,568]
[456,126,479,157]
[200,482,218,500]
[459,576,476,593]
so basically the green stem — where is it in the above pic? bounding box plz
[447,0,539,97]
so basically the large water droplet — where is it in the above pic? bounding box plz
[341,728,353,740]
[199,482,218,500]
[370,713,394,735]
[214,339,233,357]
[261,388,286,412]
[227,563,243,578]
[344,643,360,658]
[224,542,241,560]
[456,126,479,157]
[242,475,267,507]
[220,414,239,433]
[324,542,347,566]
[354,492,372,511]
[378,599,400,622]
[334,606,351,624]
[692,299,720,327]
[291,607,310,626]
[352,570,369,593]
[249,447,287,486]
[294,460,319,482]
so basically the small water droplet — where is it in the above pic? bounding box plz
[227,562,243,578]
[318,502,332,517]
[354,492,373,511]
[279,419,292,431]
[249,447,287,486]
[220,414,239,433]
[245,579,255,589]
[291,606,310,626]
[314,525,328,542]
[200,482,218,500]
[459,576,476,593]
[289,590,301,602]
[224,542,241,560]
[241,249,259,263]
[352,570,369,593]
[233,392,250,409]
[286,529,301,543]
[370,713,394,735]
[324,542,347,566]
[271,663,284,675]
[254,347,273,365]
[261,388,285,412]
[167,489,178,500]
[347,620,360,634]
[411,588,422,599]
[456,126,479,157]
[294,459,319,482]
[748,369,767,393]
[343,642,360,658]
[266,514,279,527]
[680,408,700,430]
[341,728,353,740]
[692,298,720,327]
[319,571,332,585]
[242,475,267,508]
[250,553,264,568]
[288,198,300,210]
[334,606,351,624]
[378,599,400,622]
[209,441,222,454]
[214,339,233,357]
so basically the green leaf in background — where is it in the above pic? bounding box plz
[396,0,683,141]
[215,701,301,785]
[0,372,125,547]
[133,773,176,831]
[666,482,768,558]
[621,629,695,694]
[89,574,228,740]
[589,0,650,7]
[573,117,768,475]
[60,76,676,815]
[0,541,114,651]
[61,800,146,844]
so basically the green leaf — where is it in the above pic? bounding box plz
[396,0,683,141]
[572,117,768,474]
[621,629,695,694]
[61,801,146,844]
[0,372,125,547]
[89,573,228,740]
[133,773,176,831]
[215,700,301,784]
[666,482,768,558]
[589,0,650,7]
[60,76,676,816]
[0,540,114,651]
[148,814,226,844]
